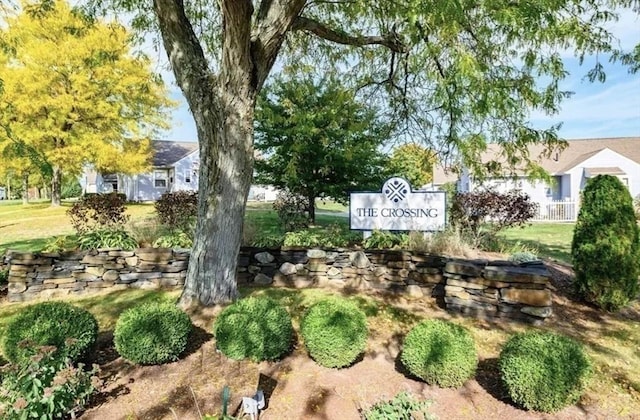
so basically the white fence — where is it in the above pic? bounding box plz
[531,200,579,222]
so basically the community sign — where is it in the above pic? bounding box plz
[350,177,446,231]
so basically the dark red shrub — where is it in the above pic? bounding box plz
[154,191,198,232]
[450,189,538,240]
[68,193,129,234]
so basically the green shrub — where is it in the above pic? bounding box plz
[571,175,640,311]
[499,331,592,412]
[77,228,138,250]
[0,346,100,420]
[114,302,193,365]
[214,296,293,361]
[2,302,98,365]
[300,298,368,368]
[362,392,435,420]
[400,319,477,388]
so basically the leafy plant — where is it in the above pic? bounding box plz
[499,331,592,412]
[114,302,193,365]
[77,228,138,250]
[508,251,540,264]
[214,296,294,362]
[0,346,101,420]
[272,190,310,231]
[362,392,435,420]
[249,233,284,248]
[283,224,360,248]
[67,193,129,234]
[2,302,99,365]
[42,235,78,253]
[0,267,8,285]
[153,231,194,249]
[300,298,368,368]
[571,175,640,311]
[363,231,409,250]
[154,191,198,233]
[400,319,477,388]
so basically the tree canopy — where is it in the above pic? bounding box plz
[255,76,389,222]
[386,143,435,189]
[0,0,174,205]
[77,0,638,306]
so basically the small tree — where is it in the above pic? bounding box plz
[386,143,435,189]
[571,175,640,311]
[255,76,389,223]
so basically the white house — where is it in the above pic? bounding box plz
[432,137,640,220]
[82,139,279,202]
[82,140,200,201]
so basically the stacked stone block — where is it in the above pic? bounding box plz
[6,248,188,302]
[443,260,553,324]
[5,247,553,325]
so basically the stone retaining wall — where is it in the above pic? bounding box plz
[4,247,553,324]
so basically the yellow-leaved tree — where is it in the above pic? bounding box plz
[0,0,174,205]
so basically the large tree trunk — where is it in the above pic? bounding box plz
[22,173,29,205]
[51,166,61,206]
[179,92,256,307]
[153,0,304,307]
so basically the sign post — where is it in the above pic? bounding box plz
[350,177,446,233]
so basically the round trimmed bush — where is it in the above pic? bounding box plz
[400,319,477,388]
[499,331,591,412]
[114,302,193,365]
[2,301,98,365]
[214,296,293,361]
[300,298,368,368]
[571,174,640,311]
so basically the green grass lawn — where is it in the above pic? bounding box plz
[499,222,574,263]
[0,200,348,253]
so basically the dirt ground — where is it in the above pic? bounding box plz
[50,261,640,419]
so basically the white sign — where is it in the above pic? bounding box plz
[350,177,446,231]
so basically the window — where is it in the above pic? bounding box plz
[154,169,168,188]
[185,170,191,183]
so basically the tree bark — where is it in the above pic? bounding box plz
[51,166,61,206]
[22,172,29,205]
[308,193,316,224]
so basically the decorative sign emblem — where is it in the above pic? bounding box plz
[384,178,409,203]
[350,177,446,232]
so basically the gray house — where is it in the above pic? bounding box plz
[82,140,199,201]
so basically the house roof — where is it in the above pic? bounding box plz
[584,167,626,177]
[432,136,640,184]
[151,140,198,167]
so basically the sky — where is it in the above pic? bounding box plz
[156,10,640,143]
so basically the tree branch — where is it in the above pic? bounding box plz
[251,0,307,90]
[291,15,406,53]
[152,0,212,110]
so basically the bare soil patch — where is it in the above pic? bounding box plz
[71,261,640,419]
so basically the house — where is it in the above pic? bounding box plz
[432,136,640,220]
[82,140,199,201]
[82,139,279,202]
